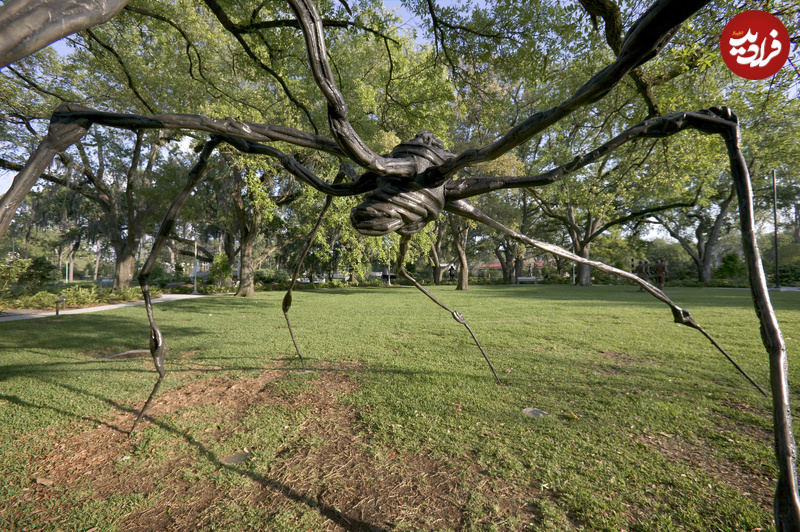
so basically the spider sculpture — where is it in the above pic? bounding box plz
[0,0,797,527]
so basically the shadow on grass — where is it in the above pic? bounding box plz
[0,312,204,347]
[7,365,394,532]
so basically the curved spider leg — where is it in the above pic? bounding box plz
[722,124,799,531]
[130,136,222,433]
[396,234,502,385]
[0,111,91,237]
[445,199,766,397]
[281,172,346,372]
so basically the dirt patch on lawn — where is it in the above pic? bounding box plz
[20,362,540,531]
[639,431,774,511]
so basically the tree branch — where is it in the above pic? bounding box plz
[0,156,103,203]
[423,0,711,186]
[5,65,69,102]
[47,103,344,154]
[445,106,729,200]
[201,0,319,133]
[85,28,157,114]
[285,0,417,177]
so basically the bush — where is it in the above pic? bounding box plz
[0,256,30,295]
[4,285,162,310]
[714,252,747,279]
[209,254,233,286]
[17,256,58,292]
[61,285,102,306]
[1,256,57,294]
[199,284,231,294]
[17,291,60,309]
[777,263,800,286]
[255,267,288,285]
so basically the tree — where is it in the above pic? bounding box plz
[644,48,800,283]
[447,212,471,290]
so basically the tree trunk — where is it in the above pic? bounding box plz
[113,250,137,290]
[429,240,443,285]
[495,245,513,283]
[67,237,80,282]
[56,245,63,282]
[575,245,592,286]
[235,237,256,297]
[113,237,139,290]
[456,250,469,290]
[793,204,799,244]
[428,221,445,285]
[224,231,237,268]
[24,224,32,258]
[167,243,176,274]
[698,256,713,284]
[448,215,469,291]
[93,244,101,281]
[514,254,525,282]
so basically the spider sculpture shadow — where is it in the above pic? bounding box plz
[0,0,796,527]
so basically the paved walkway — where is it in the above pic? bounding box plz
[0,293,220,322]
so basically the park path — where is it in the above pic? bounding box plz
[0,293,221,322]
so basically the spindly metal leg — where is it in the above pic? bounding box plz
[445,199,767,397]
[130,137,221,433]
[396,234,502,385]
[281,174,345,371]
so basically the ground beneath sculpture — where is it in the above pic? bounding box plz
[16,360,774,530]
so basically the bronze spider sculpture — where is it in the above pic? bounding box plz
[0,0,797,527]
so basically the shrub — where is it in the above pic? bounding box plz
[255,267,290,285]
[209,253,233,286]
[0,256,31,295]
[61,285,102,307]
[15,291,60,309]
[714,252,747,279]
[777,263,800,286]
[17,256,58,292]
[200,284,231,294]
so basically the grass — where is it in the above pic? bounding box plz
[1,284,798,531]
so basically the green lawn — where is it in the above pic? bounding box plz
[1,285,798,531]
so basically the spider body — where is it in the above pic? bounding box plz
[350,131,452,236]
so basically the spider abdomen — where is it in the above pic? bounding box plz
[349,130,453,236]
[351,181,445,236]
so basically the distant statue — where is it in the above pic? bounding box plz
[634,260,649,291]
[655,259,667,291]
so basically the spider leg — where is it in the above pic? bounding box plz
[0,111,90,238]
[281,173,346,371]
[130,136,221,433]
[445,199,766,397]
[447,107,798,528]
[396,234,502,385]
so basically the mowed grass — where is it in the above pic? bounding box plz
[1,284,799,531]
